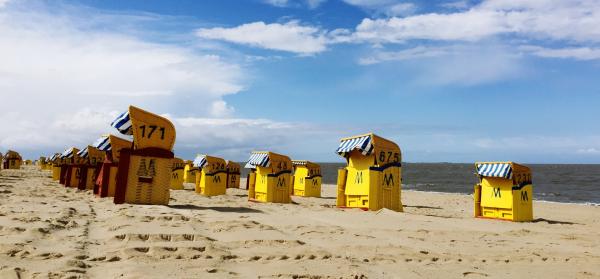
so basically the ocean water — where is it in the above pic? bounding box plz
[241,163,600,205]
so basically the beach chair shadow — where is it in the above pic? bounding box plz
[404,205,443,210]
[168,204,263,213]
[532,218,579,225]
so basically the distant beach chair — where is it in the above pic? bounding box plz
[111,106,175,205]
[76,139,109,191]
[245,151,292,203]
[474,162,533,222]
[183,160,198,184]
[291,160,322,197]
[49,153,62,180]
[335,133,403,212]
[38,156,47,170]
[59,147,79,186]
[193,154,227,196]
[170,158,185,190]
[64,148,86,188]
[95,135,132,198]
[225,160,241,189]
[2,150,23,170]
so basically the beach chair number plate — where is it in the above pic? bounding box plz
[139,125,165,140]
[378,152,400,164]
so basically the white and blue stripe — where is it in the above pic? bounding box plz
[93,136,111,151]
[77,147,89,158]
[244,152,270,169]
[61,148,74,159]
[336,135,374,157]
[193,155,208,169]
[476,163,513,179]
[111,111,133,135]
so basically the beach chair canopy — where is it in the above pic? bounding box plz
[93,136,112,151]
[292,160,320,169]
[5,150,22,160]
[336,135,373,156]
[335,133,400,161]
[61,148,76,159]
[111,111,133,135]
[193,154,208,168]
[475,162,530,179]
[110,106,176,151]
[245,152,271,169]
[77,147,89,159]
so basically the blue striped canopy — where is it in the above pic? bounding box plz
[93,136,111,151]
[245,152,270,169]
[193,155,207,168]
[49,154,58,161]
[61,148,74,159]
[336,135,374,157]
[476,163,513,179]
[77,147,89,158]
[111,111,133,135]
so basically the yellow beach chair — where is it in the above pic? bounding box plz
[59,147,79,186]
[335,133,403,212]
[292,160,322,197]
[95,135,131,198]
[111,106,176,205]
[193,154,227,196]
[38,156,47,170]
[171,158,185,190]
[3,150,23,170]
[474,162,533,222]
[225,160,241,189]
[75,145,107,190]
[183,161,198,184]
[245,151,292,203]
[49,153,62,181]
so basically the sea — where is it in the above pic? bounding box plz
[241,163,600,205]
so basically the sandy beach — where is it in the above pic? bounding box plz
[1,166,599,279]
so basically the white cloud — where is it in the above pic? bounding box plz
[209,100,235,117]
[520,45,600,61]
[306,0,327,9]
[353,1,600,43]
[577,148,600,154]
[263,0,289,7]
[343,0,416,16]
[358,46,450,64]
[0,2,246,157]
[359,44,524,85]
[0,0,9,8]
[196,21,328,55]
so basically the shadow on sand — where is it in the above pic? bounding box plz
[169,204,263,213]
[532,218,579,225]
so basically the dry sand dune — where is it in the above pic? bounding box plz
[1,166,599,278]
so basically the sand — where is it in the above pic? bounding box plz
[1,166,599,279]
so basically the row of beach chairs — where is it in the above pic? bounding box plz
[31,105,533,222]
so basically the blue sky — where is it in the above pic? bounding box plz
[0,0,599,163]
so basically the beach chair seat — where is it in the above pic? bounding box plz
[111,106,176,205]
[474,162,533,222]
[245,151,292,203]
[225,160,241,189]
[95,135,131,197]
[170,158,185,190]
[292,160,322,197]
[335,133,403,212]
[3,150,23,170]
[183,161,198,184]
[194,155,227,196]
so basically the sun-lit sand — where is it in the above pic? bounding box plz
[1,166,599,278]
